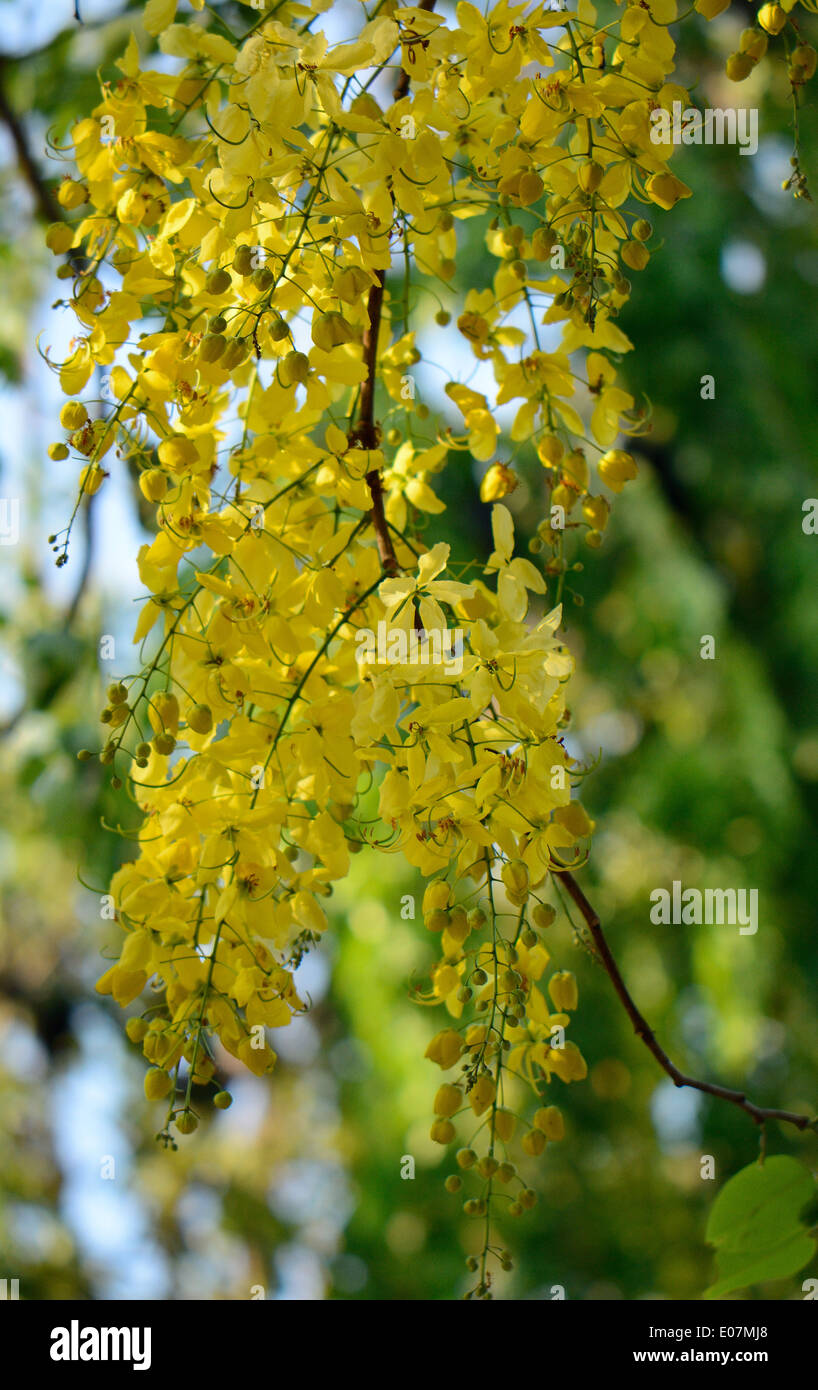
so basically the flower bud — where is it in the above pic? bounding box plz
[58,179,87,210]
[280,351,310,386]
[577,159,603,193]
[144,1067,172,1100]
[480,463,518,502]
[232,245,255,276]
[222,338,251,370]
[80,465,105,495]
[532,903,556,930]
[139,468,168,502]
[534,1105,565,1140]
[150,691,179,736]
[757,3,786,34]
[518,171,544,205]
[521,1128,545,1156]
[60,402,88,430]
[430,1118,455,1144]
[792,43,818,78]
[468,1072,496,1117]
[622,240,649,271]
[548,970,578,1011]
[187,704,213,735]
[205,268,231,295]
[501,858,529,901]
[425,1029,464,1070]
[252,265,274,292]
[598,448,638,493]
[725,52,755,81]
[312,311,357,351]
[434,1083,462,1118]
[46,222,75,254]
[199,333,227,363]
[531,227,558,259]
[493,1109,516,1142]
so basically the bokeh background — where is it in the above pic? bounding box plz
[1,0,817,1300]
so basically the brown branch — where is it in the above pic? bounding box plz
[353,269,399,577]
[393,0,437,102]
[354,2,439,573]
[0,59,62,224]
[560,869,817,1135]
[0,59,86,275]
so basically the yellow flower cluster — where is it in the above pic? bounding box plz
[46,0,805,1288]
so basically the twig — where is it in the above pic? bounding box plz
[560,869,817,1135]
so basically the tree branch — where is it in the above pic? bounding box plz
[560,869,817,1135]
[353,1,439,575]
[0,60,63,224]
[393,0,437,102]
[353,268,399,577]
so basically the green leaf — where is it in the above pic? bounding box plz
[704,1156,817,1299]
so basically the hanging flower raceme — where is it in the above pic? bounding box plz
[48,0,815,1296]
